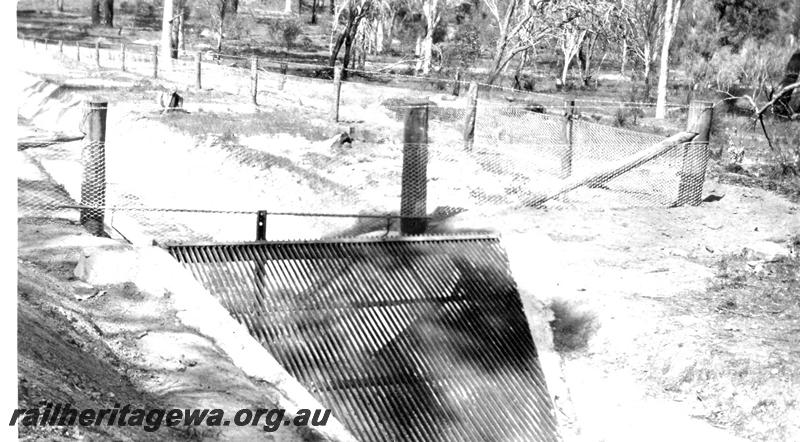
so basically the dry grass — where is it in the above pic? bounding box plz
[658,246,800,441]
[159,108,334,141]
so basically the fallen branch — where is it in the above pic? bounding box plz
[523,131,698,207]
[757,80,800,118]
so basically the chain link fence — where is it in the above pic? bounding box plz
[18,38,708,243]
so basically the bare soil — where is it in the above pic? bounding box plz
[17,217,311,441]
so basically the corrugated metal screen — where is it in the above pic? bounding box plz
[167,235,559,441]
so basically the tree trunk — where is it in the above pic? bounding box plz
[216,4,226,54]
[419,33,433,74]
[56,0,64,12]
[384,15,395,53]
[330,31,346,66]
[358,30,367,68]
[229,0,238,14]
[161,0,174,59]
[419,0,440,75]
[643,61,653,101]
[343,34,354,76]
[311,0,317,24]
[285,0,295,14]
[375,19,383,54]
[656,0,682,119]
[102,0,113,27]
[641,43,653,101]
[486,41,514,85]
[621,39,627,75]
[90,0,101,25]
[170,17,179,58]
[560,57,570,87]
[330,0,335,15]
[178,4,185,51]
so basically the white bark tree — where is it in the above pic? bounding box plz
[161,0,175,57]
[329,0,373,78]
[622,0,663,100]
[481,0,576,85]
[200,0,227,53]
[559,22,586,86]
[417,0,442,74]
[655,0,682,118]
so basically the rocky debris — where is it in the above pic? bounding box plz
[328,132,352,150]
[157,89,185,114]
[503,96,545,113]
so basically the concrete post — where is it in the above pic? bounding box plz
[676,101,713,206]
[331,66,342,122]
[195,51,202,89]
[80,101,108,236]
[400,102,429,235]
[250,56,258,105]
[152,45,159,79]
[256,211,267,241]
[561,99,575,178]
[463,82,478,151]
[279,62,288,91]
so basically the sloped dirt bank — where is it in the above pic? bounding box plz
[18,217,357,441]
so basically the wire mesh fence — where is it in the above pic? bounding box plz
[18,38,708,243]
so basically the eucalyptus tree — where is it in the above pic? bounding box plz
[330,0,374,77]
[480,0,578,85]
[655,0,683,118]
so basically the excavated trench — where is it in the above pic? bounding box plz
[19,70,562,441]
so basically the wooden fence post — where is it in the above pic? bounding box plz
[452,70,461,96]
[121,43,126,71]
[250,56,259,105]
[152,45,158,79]
[400,102,429,235]
[58,40,63,54]
[560,99,575,178]
[279,62,288,91]
[76,42,80,61]
[80,101,108,236]
[44,38,49,51]
[32,39,36,49]
[463,82,478,151]
[195,51,202,89]
[95,41,101,68]
[256,210,267,241]
[331,66,342,122]
[676,100,713,206]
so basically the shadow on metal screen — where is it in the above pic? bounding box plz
[167,235,560,442]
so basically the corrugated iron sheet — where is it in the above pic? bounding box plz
[167,235,559,442]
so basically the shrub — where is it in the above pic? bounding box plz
[223,14,257,41]
[614,105,644,128]
[264,17,303,48]
[440,23,482,70]
[548,299,599,353]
